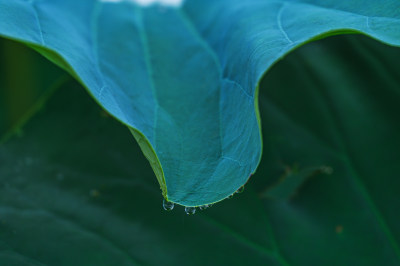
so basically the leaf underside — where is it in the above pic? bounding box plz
[0,0,399,206]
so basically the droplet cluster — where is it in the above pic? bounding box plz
[162,185,245,214]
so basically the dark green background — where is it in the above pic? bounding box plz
[0,35,399,265]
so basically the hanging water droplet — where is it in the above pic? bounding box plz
[228,194,234,199]
[163,199,174,211]
[185,207,196,215]
[236,186,245,194]
[199,205,209,210]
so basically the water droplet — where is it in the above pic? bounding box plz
[199,205,209,210]
[228,194,234,199]
[185,207,196,215]
[162,199,174,211]
[236,186,245,194]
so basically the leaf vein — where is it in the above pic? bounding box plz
[277,3,293,44]
[28,0,45,46]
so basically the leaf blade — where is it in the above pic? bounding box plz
[0,0,399,205]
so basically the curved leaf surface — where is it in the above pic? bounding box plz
[0,0,399,206]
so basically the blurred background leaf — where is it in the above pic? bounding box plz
[0,34,399,265]
[255,34,400,265]
[0,38,66,141]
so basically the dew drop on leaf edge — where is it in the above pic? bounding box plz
[163,199,174,211]
[185,207,196,215]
